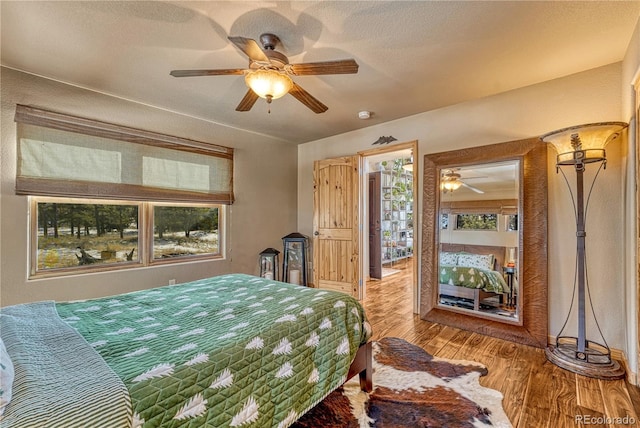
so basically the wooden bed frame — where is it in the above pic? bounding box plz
[347,341,373,392]
[439,243,507,311]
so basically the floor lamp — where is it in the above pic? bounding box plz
[541,122,627,380]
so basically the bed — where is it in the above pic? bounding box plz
[438,243,510,311]
[0,273,372,428]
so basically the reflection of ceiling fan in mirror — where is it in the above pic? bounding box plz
[170,33,359,113]
[441,169,485,194]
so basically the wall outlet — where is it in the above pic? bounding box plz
[169,279,176,285]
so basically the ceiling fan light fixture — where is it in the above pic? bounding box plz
[442,180,462,191]
[172,33,358,113]
[441,170,462,192]
[245,69,293,101]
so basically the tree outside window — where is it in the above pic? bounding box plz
[455,214,498,230]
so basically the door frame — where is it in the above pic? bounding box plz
[358,140,419,312]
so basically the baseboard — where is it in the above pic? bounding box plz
[547,335,637,385]
[612,349,638,386]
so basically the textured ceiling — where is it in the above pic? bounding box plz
[1,1,639,144]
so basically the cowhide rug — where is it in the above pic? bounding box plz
[293,337,512,428]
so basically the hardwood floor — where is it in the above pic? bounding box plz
[363,258,640,427]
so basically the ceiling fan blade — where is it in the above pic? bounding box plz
[289,59,359,75]
[235,89,259,112]
[170,69,246,77]
[228,36,270,62]
[288,83,328,114]
[460,175,488,180]
[461,182,485,194]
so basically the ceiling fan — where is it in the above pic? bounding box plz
[441,169,485,194]
[170,33,359,113]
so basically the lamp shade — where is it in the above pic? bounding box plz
[541,122,627,165]
[245,69,293,101]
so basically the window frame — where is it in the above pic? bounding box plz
[29,196,226,278]
[147,201,225,267]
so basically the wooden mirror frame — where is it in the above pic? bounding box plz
[420,137,548,348]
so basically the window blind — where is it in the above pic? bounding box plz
[440,199,518,215]
[15,105,234,204]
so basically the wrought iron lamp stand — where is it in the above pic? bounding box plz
[542,122,627,380]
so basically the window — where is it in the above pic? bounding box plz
[152,205,221,260]
[35,199,139,271]
[440,213,449,230]
[455,214,498,230]
[16,105,233,278]
[506,214,518,231]
[32,198,223,276]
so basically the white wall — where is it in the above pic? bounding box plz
[0,67,298,306]
[298,63,632,363]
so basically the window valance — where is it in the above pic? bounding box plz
[14,105,234,204]
[440,199,517,215]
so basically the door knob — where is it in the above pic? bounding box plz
[314,231,319,236]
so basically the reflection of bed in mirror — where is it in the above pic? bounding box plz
[438,243,509,312]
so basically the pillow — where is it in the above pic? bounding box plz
[0,339,14,415]
[457,252,494,271]
[439,251,458,266]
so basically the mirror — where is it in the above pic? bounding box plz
[421,137,548,348]
[438,160,520,321]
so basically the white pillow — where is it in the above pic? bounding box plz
[0,339,14,415]
[439,251,458,266]
[457,252,494,270]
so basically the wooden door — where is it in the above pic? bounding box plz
[368,172,382,279]
[313,156,360,297]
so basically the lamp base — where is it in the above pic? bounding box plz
[545,338,625,380]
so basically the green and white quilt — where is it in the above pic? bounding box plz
[1,274,372,428]
[439,266,509,293]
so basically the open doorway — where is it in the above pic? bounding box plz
[358,141,418,312]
